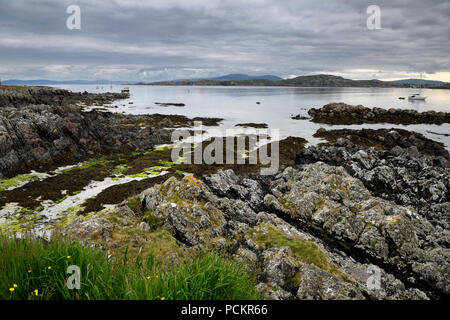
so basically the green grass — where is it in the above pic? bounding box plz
[143,211,163,231]
[0,236,259,300]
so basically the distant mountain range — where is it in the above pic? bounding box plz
[143,74,449,88]
[142,74,449,89]
[1,74,282,86]
[170,74,283,82]
[206,74,283,81]
[2,74,448,88]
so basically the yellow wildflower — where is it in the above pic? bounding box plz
[161,297,165,300]
[13,284,17,288]
[48,266,52,270]
[34,289,38,296]
[67,256,71,259]
[28,269,31,273]
[9,288,14,292]
[146,276,151,280]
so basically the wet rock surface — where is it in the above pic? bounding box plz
[314,128,450,158]
[235,123,269,129]
[154,102,186,107]
[297,129,450,231]
[309,103,450,125]
[0,86,129,108]
[0,87,222,177]
[0,104,171,177]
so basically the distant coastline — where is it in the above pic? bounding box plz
[131,74,450,89]
[3,74,449,89]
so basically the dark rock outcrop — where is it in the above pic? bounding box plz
[132,127,450,299]
[297,129,450,230]
[293,129,450,298]
[0,86,129,108]
[235,123,269,129]
[133,163,445,299]
[0,87,225,177]
[0,104,172,177]
[155,102,185,107]
[308,103,450,125]
[0,87,172,177]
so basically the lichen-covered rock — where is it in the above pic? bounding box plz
[54,146,440,301]
[296,130,450,231]
[235,248,258,270]
[296,264,364,300]
[261,247,302,287]
[295,138,449,298]
[203,169,265,212]
[255,282,293,300]
[141,176,227,246]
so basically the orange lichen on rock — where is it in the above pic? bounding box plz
[184,175,201,187]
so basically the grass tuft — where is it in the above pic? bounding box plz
[0,236,259,300]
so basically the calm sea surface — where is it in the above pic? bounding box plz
[52,85,450,150]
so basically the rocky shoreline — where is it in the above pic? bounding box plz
[0,86,129,108]
[0,87,223,177]
[60,127,449,299]
[308,103,450,125]
[53,127,448,300]
[0,87,448,300]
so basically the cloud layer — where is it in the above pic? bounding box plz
[0,0,449,81]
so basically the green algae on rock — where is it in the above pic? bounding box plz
[0,173,45,192]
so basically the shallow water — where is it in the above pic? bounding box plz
[54,85,450,149]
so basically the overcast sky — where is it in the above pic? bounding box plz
[0,0,449,82]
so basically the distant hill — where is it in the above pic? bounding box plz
[5,75,448,88]
[208,74,283,81]
[2,79,126,85]
[173,74,283,82]
[391,79,448,86]
[280,74,395,87]
[2,75,282,86]
[145,74,403,88]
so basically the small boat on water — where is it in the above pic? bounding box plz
[408,94,426,100]
[399,97,405,100]
[121,87,130,94]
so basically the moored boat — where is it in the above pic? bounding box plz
[408,94,426,100]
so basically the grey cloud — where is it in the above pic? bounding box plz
[0,0,448,81]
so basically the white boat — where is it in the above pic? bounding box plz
[408,94,426,100]
[121,87,130,93]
